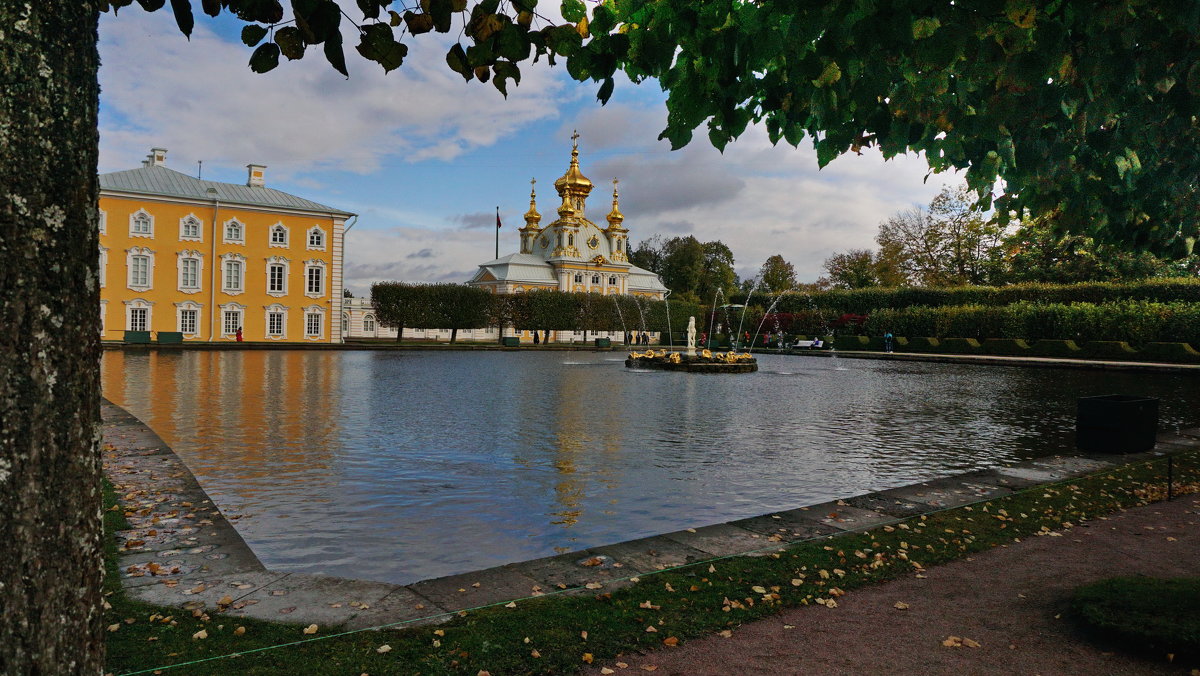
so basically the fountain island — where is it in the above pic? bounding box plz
[625,316,758,373]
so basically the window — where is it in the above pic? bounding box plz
[224,219,244,243]
[180,215,202,241]
[269,224,288,247]
[305,312,322,338]
[180,258,199,289]
[341,313,349,333]
[307,227,325,250]
[222,309,242,336]
[267,311,284,336]
[130,210,153,237]
[223,259,244,293]
[306,265,323,296]
[179,309,197,334]
[98,247,107,288]
[268,263,285,293]
[129,307,147,331]
[609,276,618,285]
[568,233,575,247]
[98,209,107,234]
[130,256,149,287]
[364,315,376,333]
[574,273,583,283]
[592,274,600,284]
[616,239,622,251]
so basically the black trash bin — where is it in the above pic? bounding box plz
[1076,394,1159,454]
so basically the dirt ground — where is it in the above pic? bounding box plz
[587,497,1200,676]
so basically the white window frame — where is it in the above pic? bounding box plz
[303,305,325,340]
[591,274,600,284]
[129,209,154,238]
[221,253,246,295]
[123,298,153,332]
[363,314,376,335]
[179,214,203,242]
[175,301,202,337]
[223,218,245,245]
[608,275,617,285]
[573,273,583,284]
[98,209,107,235]
[177,250,203,294]
[98,246,108,289]
[303,259,326,298]
[269,223,289,248]
[265,256,289,297]
[99,300,107,335]
[341,312,349,334]
[306,226,326,251]
[126,246,154,292]
[219,303,245,338]
[264,304,288,340]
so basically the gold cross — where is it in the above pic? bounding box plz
[571,129,580,148]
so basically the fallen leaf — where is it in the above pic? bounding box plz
[582,557,604,567]
[639,601,661,610]
[234,626,245,636]
[581,630,589,640]
[217,595,233,607]
[583,653,594,664]
[504,601,517,609]
[585,582,603,589]
[719,630,733,638]
[192,629,208,640]
[662,637,679,646]
[434,629,445,637]
[894,602,910,610]
[645,625,658,633]
[790,578,803,586]
[616,661,628,668]
[377,644,392,654]
[530,649,541,658]
[641,667,658,672]
[303,624,318,635]
[601,668,616,675]
[629,577,640,583]
[751,586,767,594]
[963,637,981,648]
[107,624,120,633]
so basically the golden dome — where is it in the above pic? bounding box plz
[606,178,625,229]
[523,177,541,227]
[554,131,594,198]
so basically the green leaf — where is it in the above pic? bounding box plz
[242,24,269,47]
[812,61,841,88]
[356,23,407,72]
[430,0,453,33]
[323,31,348,77]
[912,17,940,40]
[135,0,166,10]
[274,26,306,60]
[597,77,614,104]
[446,43,472,80]
[248,42,280,73]
[404,11,434,35]
[356,0,382,20]
[561,0,586,23]
[169,0,194,37]
[200,0,220,17]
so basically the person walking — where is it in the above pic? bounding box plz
[884,331,894,353]
[235,326,243,342]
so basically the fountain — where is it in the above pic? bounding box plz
[626,315,758,373]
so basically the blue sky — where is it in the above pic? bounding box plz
[98,4,958,296]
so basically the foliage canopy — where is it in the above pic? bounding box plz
[111,0,1200,254]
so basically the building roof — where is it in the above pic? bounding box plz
[99,164,355,218]
[626,264,669,293]
[471,253,560,284]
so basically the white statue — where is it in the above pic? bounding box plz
[686,316,697,356]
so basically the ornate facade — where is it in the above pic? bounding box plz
[468,135,667,298]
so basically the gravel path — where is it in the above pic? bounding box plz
[588,496,1200,676]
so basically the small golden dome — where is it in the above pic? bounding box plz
[606,178,625,228]
[554,131,594,197]
[523,178,541,227]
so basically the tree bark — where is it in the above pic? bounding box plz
[450,327,458,343]
[0,1,104,672]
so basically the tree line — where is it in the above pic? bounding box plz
[628,235,799,304]
[371,283,700,342]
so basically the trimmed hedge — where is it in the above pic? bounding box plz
[750,278,1200,315]
[939,337,983,354]
[1029,339,1083,357]
[1083,341,1139,360]
[902,337,941,352]
[833,335,869,350]
[982,338,1032,355]
[1139,342,1200,363]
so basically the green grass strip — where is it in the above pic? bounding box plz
[105,451,1200,675]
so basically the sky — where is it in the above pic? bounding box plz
[97,4,959,296]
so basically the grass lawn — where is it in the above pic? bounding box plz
[1072,576,1200,664]
[104,451,1200,675]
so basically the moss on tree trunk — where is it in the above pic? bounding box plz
[0,1,104,671]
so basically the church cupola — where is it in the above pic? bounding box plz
[606,179,626,231]
[519,178,542,254]
[553,131,593,218]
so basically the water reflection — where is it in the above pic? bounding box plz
[101,350,1200,584]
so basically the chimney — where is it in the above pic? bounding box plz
[246,164,266,188]
[146,147,167,167]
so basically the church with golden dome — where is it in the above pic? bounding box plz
[468,134,668,299]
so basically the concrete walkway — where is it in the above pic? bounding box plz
[781,348,1200,375]
[102,400,1200,640]
[584,494,1200,676]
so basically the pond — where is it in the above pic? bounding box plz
[101,349,1200,584]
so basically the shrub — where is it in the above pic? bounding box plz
[1083,341,1139,360]
[833,335,869,350]
[1072,577,1200,664]
[938,337,983,354]
[1139,342,1200,363]
[1029,339,1083,357]
[903,337,941,352]
[982,338,1032,355]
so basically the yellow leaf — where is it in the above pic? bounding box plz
[645,625,657,633]
[432,640,441,648]
[581,630,588,640]
[434,629,445,637]
[303,624,318,635]
[192,629,208,640]
[791,578,803,586]
[107,624,120,632]
[585,582,603,590]
[234,626,246,636]
[751,586,767,594]
[943,636,962,647]
[531,649,541,658]
[818,570,830,579]
[641,666,658,672]
[377,644,392,654]
[583,653,594,663]
[662,636,679,646]
[504,601,517,609]
[708,564,716,573]
[894,602,910,610]
[629,577,640,583]
[963,637,981,648]
[719,630,733,638]
[478,671,492,676]
[601,668,616,675]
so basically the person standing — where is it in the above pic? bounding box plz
[884,331,894,353]
[235,326,243,342]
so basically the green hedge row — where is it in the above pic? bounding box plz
[858,300,1200,345]
[830,336,1200,363]
[736,278,1200,315]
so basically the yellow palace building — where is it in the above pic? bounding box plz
[99,148,354,343]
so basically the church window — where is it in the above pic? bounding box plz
[592,274,600,284]
[609,276,618,285]
[574,273,583,284]
[224,219,244,243]
[616,239,622,251]
[568,233,574,247]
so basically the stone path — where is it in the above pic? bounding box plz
[102,400,1200,640]
[584,494,1200,676]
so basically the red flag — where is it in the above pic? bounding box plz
[496,207,502,229]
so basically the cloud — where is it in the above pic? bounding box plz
[406,248,435,259]
[451,212,498,230]
[98,10,569,180]
[343,227,493,295]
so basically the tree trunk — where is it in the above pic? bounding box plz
[0,2,104,672]
[395,325,404,343]
[450,327,458,343]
